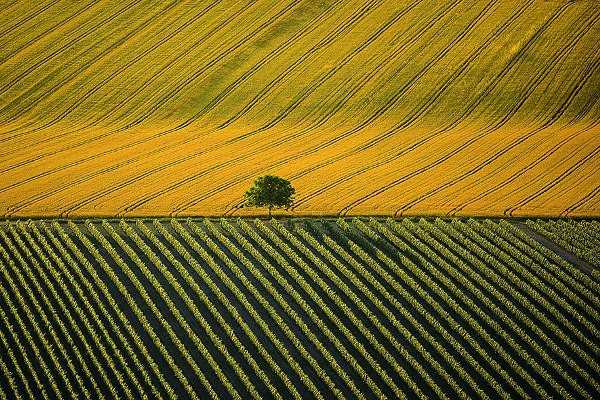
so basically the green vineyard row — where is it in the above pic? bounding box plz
[0,217,598,399]
[527,219,600,268]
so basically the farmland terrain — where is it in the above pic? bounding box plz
[0,217,598,399]
[0,0,599,217]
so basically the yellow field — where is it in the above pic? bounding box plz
[0,0,598,217]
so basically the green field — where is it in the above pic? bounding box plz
[0,217,598,399]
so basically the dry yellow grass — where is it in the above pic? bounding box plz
[0,0,598,217]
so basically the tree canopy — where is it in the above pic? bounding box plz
[244,175,295,218]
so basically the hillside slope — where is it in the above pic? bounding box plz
[0,0,598,217]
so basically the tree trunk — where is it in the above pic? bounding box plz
[268,205,272,219]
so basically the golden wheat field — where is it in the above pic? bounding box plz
[0,0,598,218]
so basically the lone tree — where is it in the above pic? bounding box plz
[244,175,295,219]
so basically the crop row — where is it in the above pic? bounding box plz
[526,219,600,269]
[0,217,598,399]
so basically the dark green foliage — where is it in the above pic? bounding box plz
[244,175,295,218]
[1,218,599,399]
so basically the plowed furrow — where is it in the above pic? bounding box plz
[69,150,254,217]
[1,0,598,218]
[34,1,415,215]
[157,3,437,214]
[89,0,265,127]
[289,1,533,208]
[401,132,596,217]
[313,0,507,145]
[448,127,595,216]
[0,0,495,180]
[153,0,391,136]
[334,4,582,215]
[504,146,600,216]
[274,0,466,135]
[181,1,531,215]
[0,0,60,39]
[0,0,217,143]
[95,0,276,127]
[213,0,397,129]
[448,59,600,215]
[121,0,302,129]
[192,0,459,154]
[2,1,214,140]
[0,0,185,131]
[0,1,260,158]
[0,1,98,66]
[284,0,520,181]
[347,0,549,151]
[296,1,527,169]
[478,10,598,133]
[567,79,600,127]
[0,0,142,97]
[398,34,600,215]
[177,0,379,128]
[562,184,600,217]
[1,143,203,216]
[0,0,19,16]
[427,3,570,131]
[234,0,470,137]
